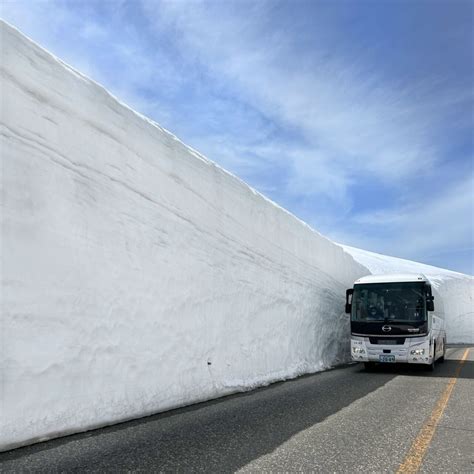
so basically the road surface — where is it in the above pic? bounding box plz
[1,346,472,472]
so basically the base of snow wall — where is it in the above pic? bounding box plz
[0,21,369,451]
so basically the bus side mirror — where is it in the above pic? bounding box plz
[345,289,353,314]
[426,296,434,312]
[426,285,435,312]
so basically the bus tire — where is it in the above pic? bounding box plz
[427,345,436,371]
[439,339,446,363]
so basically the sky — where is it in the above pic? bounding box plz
[2,0,473,274]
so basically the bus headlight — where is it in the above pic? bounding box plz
[353,347,366,354]
[410,348,425,355]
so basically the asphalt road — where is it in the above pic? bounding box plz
[1,346,473,473]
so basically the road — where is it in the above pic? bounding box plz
[1,346,473,472]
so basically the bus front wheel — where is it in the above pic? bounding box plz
[439,339,446,363]
[427,345,436,372]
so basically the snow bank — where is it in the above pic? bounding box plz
[1,21,369,451]
[341,246,474,344]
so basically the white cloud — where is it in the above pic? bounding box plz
[335,174,474,267]
[143,0,465,188]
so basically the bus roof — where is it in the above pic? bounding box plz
[354,273,429,285]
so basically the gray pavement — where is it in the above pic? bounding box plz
[1,346,472,472]
[421,346,474,473]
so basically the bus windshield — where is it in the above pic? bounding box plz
[351,282,427,323]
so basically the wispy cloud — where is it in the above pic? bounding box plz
[145,0,469,183]
[331,174,474,272]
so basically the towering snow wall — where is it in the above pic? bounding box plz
[342,246,474,344]
[1,22,369,450]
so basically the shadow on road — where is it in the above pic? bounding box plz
[1,346,471,472]
[0,364,397,472]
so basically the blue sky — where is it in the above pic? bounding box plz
[2,0,473,274]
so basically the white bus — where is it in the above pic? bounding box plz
[345,273,446,370]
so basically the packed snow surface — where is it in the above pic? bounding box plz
[1,21,472,451]
[1,21,368,450]
[341,245,473,344]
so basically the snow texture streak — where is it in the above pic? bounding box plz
[1,21,472,451]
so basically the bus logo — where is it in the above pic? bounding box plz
[382,325,392,332]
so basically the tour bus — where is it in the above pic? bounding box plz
[345,273,446,370]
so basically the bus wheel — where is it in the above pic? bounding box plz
[439,339,446,363]
[427,346,436,372]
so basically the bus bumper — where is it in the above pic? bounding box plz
[351,337,433,364]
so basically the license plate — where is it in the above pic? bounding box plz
[379,355,395,363]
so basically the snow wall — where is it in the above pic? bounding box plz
[1,21,472,451]
[1,21,368,451]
